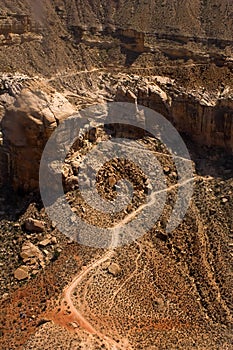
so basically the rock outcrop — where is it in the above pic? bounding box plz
[0,13,42,46]
[0,14,31,35]
[116,29,145,53]
[0,76,75,190]
[0,71,232,192]
[114,75,233,152]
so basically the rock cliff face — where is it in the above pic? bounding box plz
[0,0,232,192]
[114,75,233,151]
[0,71,232,191]
[0,77,75,190]
[0,13,42,46]
[0,14,31,35]
[116,29,145,53]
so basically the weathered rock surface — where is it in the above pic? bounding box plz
[14,265,29,280]
[0,71,232,192]
[108,262,122,276]
[20,242,43,261]
[38,238,51,247]
[114,74,233,152]
[0,76,75,190]
[25,218,45,232]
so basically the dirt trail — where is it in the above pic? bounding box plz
[63,251,113,334]
[48,176,199,347]
[114,177,194,229]
[50,249,132,349]
[41,62,205,84]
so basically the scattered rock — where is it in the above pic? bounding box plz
[169,171,178,179]
[39,239,51,247]
[20,242,43,261]
[108,262,121,276]
[2,293,9,300]
[40,261,46,269]
[102,259,111,269]
[108,176,116,187]
[163,166,171,174]
[14,266,29,280]
[51,221,57,229]
[27,258,38,265]
[222,198,228,203]
[70,322,78,329]
[25,218,45,232]
[51,237,57,244]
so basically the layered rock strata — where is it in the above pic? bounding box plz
[0,72,232,191]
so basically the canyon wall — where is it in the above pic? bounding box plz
[115,82,233,151]
[0,14,31,35]
[0,79,75,190]
[0,1,232,192]
[0,13,42,46]
[0,73,232,192]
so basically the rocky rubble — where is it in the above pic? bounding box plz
[14,265,29,281]
[0,199,70,293]
[13,235,60,281]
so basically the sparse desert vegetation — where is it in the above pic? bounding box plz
[0,1,232,349]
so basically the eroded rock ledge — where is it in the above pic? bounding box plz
[0,72,232,191]
[0,75,75,190]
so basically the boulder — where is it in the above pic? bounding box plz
[20,242,43,261]
[108,262,122,276]
[25,218,45,232]
[14,266,29,280]
[39,239,51,247]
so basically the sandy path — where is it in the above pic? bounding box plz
[63,251,114,334]
[52,249,132,349]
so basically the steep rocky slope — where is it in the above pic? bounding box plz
[0,0,233,75]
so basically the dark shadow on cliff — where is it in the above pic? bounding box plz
[0,185,42,221]
[182,135,233,180]
[121,47,141,66]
